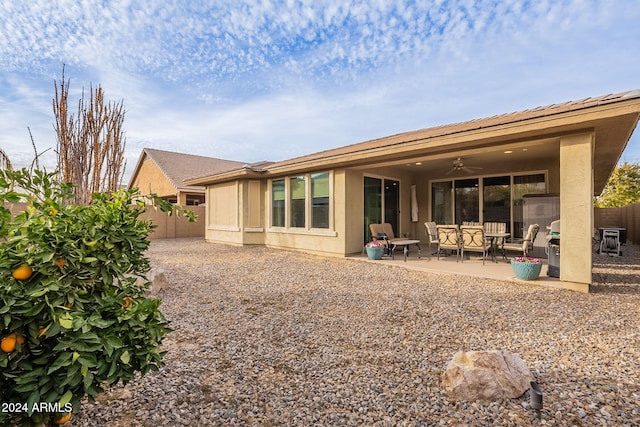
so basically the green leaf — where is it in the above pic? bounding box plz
[59,317,73,329]
[30,288,48,297]
[59,390,73,407]
[87,315,114,329]
[120,350,131,365]
[41,251,55,262]
[5,191,21,203]
[83,370,94,391]
[27,388,40,416]
[47,352,72,374]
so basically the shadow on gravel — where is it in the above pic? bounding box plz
[591,243,640,294]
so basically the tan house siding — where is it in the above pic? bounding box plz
[130,158,176,198]
[240,180,266,245]
[246,180,262,229]
[207,182,239,230]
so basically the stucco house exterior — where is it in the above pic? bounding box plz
[128,148,245,205]
[185,90,640,292]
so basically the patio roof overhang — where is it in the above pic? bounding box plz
[185,90,640,192]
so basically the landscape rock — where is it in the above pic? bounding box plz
[441,350,534,401]
[147,268,167,295]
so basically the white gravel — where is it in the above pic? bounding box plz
[71,238,640,427]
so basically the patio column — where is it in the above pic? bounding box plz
[559,132,594,292]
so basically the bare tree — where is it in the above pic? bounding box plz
[0,149,10,171]
[53,66,126,205]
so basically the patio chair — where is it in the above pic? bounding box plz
[369,223,403,255]
[484,222,507,259]
[436,225,461,262]
[503,224,539,258]
[460,226,492,265]
[424,221,439,255]
[599,229,621,256]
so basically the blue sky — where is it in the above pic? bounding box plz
[1,0,639,183]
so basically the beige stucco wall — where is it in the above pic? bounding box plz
[343,169,364,254]
[130,158,176,198]
[144,205,205,239]
[205,182,243,245]
[559,132,594,291]
[240,180,266,245]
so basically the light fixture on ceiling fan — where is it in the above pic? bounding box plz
[445,157,483,175]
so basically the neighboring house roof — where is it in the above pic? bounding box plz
[128,148,245,194]
[185,89,640,191]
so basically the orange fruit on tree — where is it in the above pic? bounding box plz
[53,412,72,425]
[123,297,133,309]
[1,334,17,352]
[16,335,25,345]
[55,258,66,267]
[12,264,33,280]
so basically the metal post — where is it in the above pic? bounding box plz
[530,381,543,420]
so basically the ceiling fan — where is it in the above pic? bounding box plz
[444,157,483,175]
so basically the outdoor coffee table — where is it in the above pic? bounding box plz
[390,239,421,262]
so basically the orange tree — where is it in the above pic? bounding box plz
[0,169,195,426]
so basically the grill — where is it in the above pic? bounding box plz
[546,220,560,278]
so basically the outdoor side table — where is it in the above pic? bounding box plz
[390,239,421,262]
[485,232,510,262]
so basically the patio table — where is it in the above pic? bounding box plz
[390,239,421,262]
[485,232,510,262]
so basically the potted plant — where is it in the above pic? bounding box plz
[365,239,386,260]
[511,256,543,280]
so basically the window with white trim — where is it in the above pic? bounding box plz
[270,172,332,230]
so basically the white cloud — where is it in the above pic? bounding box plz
[0,0,639,178]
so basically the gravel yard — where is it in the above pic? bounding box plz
[74,238,640,426]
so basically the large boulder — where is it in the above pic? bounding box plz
[441,350,534,401]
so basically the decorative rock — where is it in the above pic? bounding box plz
[148,268,168,295]
[441,350,534,401]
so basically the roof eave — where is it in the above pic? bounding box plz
[264,99,640,176]
[185,167,267,186]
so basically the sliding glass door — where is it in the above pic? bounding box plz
[431,181,453,224]
[483,176,511,231]
[454,178,479,224]
[430,173,546,237]
[364,177,399,243]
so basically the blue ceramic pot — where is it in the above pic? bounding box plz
[366,246,385,260]
[511,260,542,280]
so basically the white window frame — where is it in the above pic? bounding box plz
[267,171,336,236]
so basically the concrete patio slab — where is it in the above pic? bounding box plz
[347,251,566,290]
